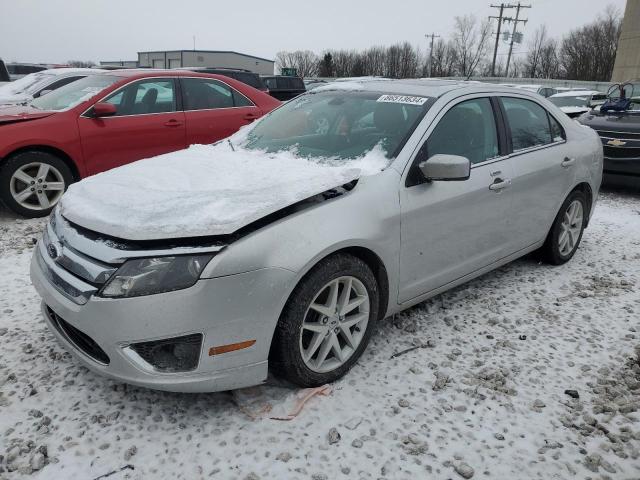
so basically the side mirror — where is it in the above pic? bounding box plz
[419,154,471,181]
[92,102,117,117]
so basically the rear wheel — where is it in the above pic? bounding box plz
[270,254,379,387]
[540,190,587,265]
[0,151,73,217]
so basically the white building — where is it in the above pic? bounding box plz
[137,50,274,74]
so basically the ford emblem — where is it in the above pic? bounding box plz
[47,243,60,260]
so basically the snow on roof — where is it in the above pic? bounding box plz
[550,90,601,98]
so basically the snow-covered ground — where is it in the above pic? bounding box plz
[0,189,639,479]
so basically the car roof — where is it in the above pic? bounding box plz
[312,78,548,99]
[550,90,601,97]
[99,69,239,79]
[36,67,103,76]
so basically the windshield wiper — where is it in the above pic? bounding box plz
[227,139,235,152]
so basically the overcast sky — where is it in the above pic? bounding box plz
[0,0,627,64]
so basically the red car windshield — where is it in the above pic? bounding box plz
[30,75,119,111]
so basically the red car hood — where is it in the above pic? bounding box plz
[0,106,56,125]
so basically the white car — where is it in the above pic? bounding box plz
[0,68,103,106]
[549,90,607,118]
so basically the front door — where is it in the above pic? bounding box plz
[399,97,514,303]
[78,78,186,175]
[180,77,261,145]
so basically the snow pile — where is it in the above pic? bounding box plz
[1,191,640,478]
[60,142,389,240]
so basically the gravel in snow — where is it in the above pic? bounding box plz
[0,190,639,479]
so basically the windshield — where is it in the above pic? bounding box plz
[0,72,54,96]
[242,91,429,160]
[30,75,119,111]
[550,96,591,108]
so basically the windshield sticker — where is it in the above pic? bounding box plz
[376,94,428,106]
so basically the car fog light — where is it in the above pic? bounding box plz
[128,334,202,372]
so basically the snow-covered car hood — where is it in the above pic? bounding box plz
[60,143,388,241]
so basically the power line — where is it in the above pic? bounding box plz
[425,33,441,77]
[489,3,516,77]
[504,2,531,77]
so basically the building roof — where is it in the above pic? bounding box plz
[137,50,274,63]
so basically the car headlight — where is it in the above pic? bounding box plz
[98,254,214,298]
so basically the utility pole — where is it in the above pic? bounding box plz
[425,33,441,77]
[489,3,515,77]
[504,2,531,78]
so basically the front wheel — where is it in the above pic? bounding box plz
[0,151,73,218]
[540,190,587,265]
[270,254,379,387]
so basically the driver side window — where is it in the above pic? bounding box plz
[426,98,499,166]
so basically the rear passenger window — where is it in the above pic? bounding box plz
[501,97,553,151]
[426,98,499,165]
[182,78,252,110]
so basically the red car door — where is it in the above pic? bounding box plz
[78,78,186,175]
[180,77,261,145]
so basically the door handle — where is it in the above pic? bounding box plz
[164,119,183,127]
[244,113,260,121]
[489,178,511,191]
[561,157,576,168]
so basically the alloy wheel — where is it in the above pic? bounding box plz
[9,162,65,211]
[558,199,583,256]
[299,276,370,373]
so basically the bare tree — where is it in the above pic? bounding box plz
[560,6,621,81]
[275,50,319,77]
[67,60,96,68]
[428,39,457,77]
[451,15,491,78]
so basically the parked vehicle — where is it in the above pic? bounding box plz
[0,70,280,217]
[516,84,557,98]
[0,68,103,106]
[6,63,48,80]
[30,80,602,392]
[0,59,9,83]
[549,90,607,118]
[304,79,328,91]
[184,68,267,92]
[261,75,306,100]
[578,84,640,185]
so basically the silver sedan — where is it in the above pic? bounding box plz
[30,80,603,392]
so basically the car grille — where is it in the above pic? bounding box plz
[595,129,640,142]
[603,146,640,160]
[47,306,110,365]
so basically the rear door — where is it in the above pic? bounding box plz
[498,96,575,251]
[399,96,515,302]
[180,77,261,145]
[78,78,186,175]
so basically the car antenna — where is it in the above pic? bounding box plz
[227,138,235,152]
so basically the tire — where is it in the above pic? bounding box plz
[540,190,587,265]
[0,151,74,218]
[270,253,379,387]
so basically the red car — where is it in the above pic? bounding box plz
[0,70,280,217]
